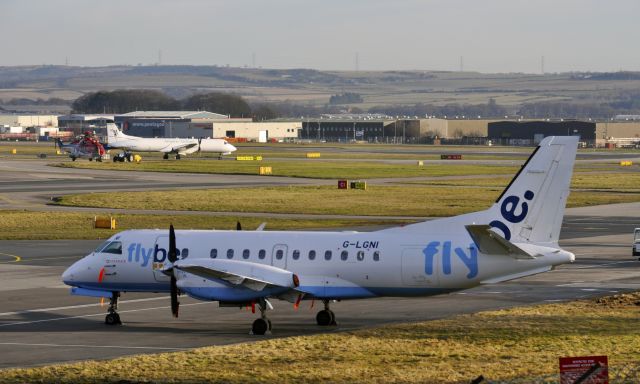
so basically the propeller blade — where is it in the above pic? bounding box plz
[168,224,177,263]
[236,221,242,231]
[170,275,179,318]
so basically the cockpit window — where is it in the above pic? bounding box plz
[101,241,122,255]
[94,240,111,253]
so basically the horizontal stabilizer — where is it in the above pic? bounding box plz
[465,225,534,259]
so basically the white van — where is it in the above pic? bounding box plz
[634,228,640,257]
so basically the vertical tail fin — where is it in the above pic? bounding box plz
[483,136,578,245]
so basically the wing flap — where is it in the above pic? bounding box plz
[465,224,535,259]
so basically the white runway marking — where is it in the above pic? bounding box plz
[571,260,634,269]
[0,296,168,317]
[0,302,212,328]
[0,342,182,351]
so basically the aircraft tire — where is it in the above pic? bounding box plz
[127,154,134,162]
[175,154,181,160]
[105,313,121,325]
[163,154,169,160]
[88,158,93,162]
[71,156,76,161]
[316,309,333,326]
[252,318,269,335]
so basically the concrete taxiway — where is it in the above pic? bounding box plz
[0,203,638,369]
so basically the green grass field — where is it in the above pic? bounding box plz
[54,184,640,217]
[0,211,409,240]
[2,293,639,383]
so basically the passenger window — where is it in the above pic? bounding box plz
[309,250,316,260]
[102,241,122,255]
[258,249,266,259]
[292,250,300,260]
[227,249,234,259]
[276,249,284,260]
[181,248,189,259]
[341,250,348,261]
[243,249,250,259]
[210,249,217,258]
[357,250,365,261]
[324,250,332,260]
[373,251,380,261]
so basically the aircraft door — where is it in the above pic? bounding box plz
[271,244,288,269]
[153,236,171,282]
[401,247,439,287]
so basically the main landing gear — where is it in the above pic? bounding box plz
[104,292,122,325]
[316,300,337,326]
[251,298,273,335]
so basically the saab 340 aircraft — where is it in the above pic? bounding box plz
[63,136,578,335]
[106,124,237,160]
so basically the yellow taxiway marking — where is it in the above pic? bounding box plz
[0,252,21,263]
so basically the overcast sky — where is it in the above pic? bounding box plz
[2,0,639,73]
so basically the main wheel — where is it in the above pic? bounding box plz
[316,309,333,326]
[175,154,181,160]
[163,154,169,160]
[105,313,121,325]
[71,156,77,161]
[88,158,93,162]
[252,318,269,335]
[127,154,134,162]
[113,156,118,162]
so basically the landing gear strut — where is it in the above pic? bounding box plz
[316,300,336,326]
[251,298,272,335]
[175,154,181,160]
[104,292,122,325]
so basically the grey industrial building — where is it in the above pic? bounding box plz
[488,121,596,146]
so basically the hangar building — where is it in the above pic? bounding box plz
[488,121,596,146]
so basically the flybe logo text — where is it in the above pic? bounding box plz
[423,241,478,279]
[127,243,188,267]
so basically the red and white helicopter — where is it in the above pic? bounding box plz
[55,131,108,161]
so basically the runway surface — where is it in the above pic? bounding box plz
[0,204,638,369]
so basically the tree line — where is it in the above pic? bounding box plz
[72,89,640,121]
[72,90,279,121]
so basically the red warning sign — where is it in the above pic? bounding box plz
[559,355,608,384]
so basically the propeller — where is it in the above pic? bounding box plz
[236,221,242,231]
[168,224,179,318]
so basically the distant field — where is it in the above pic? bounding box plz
[3,292,639,383]
[0,211,409,240]
[54,184,640,217]
[3,65,640,108]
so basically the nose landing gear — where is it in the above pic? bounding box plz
[104,292,122,325]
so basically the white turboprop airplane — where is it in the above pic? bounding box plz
[62,136,578,335]
[106,124,237,160]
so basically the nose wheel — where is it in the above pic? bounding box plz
[316,300,337,326]
[104,292,122,325]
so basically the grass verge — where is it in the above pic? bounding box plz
[54,185,640,217]
[2,292,639,383]
[0,211,410,240]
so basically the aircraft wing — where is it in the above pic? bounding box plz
[159,142,198,153]
[174,259,301,294]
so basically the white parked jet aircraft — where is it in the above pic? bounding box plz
[106,124,237,160]
[62,136,578,335]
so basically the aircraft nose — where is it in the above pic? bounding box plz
[62,263,77,285]
[228,144,237,152]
